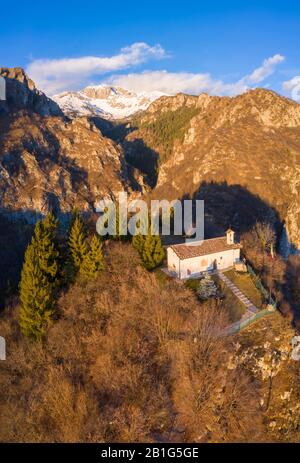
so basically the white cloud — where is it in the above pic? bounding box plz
[246,54,285,84]
[26,42,167,95]
[107,54,285,96]
[107,70,220,95]
[26,46,285,98]
[282,76,300,101]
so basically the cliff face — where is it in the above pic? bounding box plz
[125,89,300,249]
[0,67,62,116]
[234,312,300,442]
[2,68,300,249]
[0,69,129,218]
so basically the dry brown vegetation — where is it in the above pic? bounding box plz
[0,241,298,443]
[241,227,298,321]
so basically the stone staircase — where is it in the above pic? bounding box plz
[218,270,259,318]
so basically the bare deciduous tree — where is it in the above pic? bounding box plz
[254,222,276,255]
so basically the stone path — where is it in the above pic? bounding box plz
[162,267,268,335]
[218,271,259,317]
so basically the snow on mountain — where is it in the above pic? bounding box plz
[52,84,166,120]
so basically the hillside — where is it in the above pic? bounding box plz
[0,241,299,443]
[124,90,300,251]
[3,67,300,254]
[0,68,130,217]
[1,68,300,443]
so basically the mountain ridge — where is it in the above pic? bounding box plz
[123,88,300,250]
[1,67,300,251]
[53,84,166,119]
[0,67,132,218]
[0,67,63,117]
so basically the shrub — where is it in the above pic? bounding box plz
[196,275,218,300]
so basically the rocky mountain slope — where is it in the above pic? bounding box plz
[53,84,165,120]
[2,67,300,251]
[0,68,130,219]
[124,90,300,250]
[1,240,299,442]
[0,67,62,117]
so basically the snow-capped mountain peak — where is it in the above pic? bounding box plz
[52,84,166,120]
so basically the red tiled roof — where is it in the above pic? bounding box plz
[170,237,242,260]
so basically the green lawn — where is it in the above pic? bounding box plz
[176,269,263,324]
[184,275,246,323]
[211,275,246,323]
[223,269,264,309]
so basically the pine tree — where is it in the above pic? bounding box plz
[132,214,148,254]
[68,214,88,276]
[43,211,59,239]
[31,218,59,285]
[141,233,165,270]
[19,215,59,340]
[67,208,79,235]
[80,235,104,280]
[19,245,54,339]
[112,207,128,241]
[132,232,146,254]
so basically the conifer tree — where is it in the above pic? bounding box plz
[132,214,148,254]
[68,214,88,276]
[132,232,146,254]
[31,219,59,285]
[19,245,54,339]
[141,233,165,270]
[80,235,104,280]
[67,208,79,235]
[112,207,128,241]
[44,211,68,286]
[43,211,59,239]
[19,214,60,339]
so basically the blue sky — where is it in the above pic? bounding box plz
[1,1,300,99]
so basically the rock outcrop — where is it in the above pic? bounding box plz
[125,89,300,249]
[0,68,129,219]
[2,67,300,250]
[0,67,62,116]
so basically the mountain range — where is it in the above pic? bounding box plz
[124,90,300,251]
[1,67,300,252]
[53,85,165,119]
